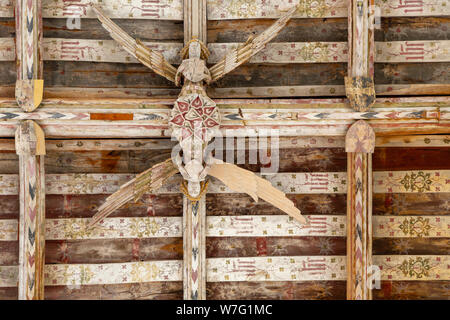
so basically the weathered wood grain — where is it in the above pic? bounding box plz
[375,135,450,148]
[373,147,450,171]
[44,282,183,300]
[0,241,18,265]
[0,39,14,62]
[373,193,450,216]
[43,61,177,88]
[207,281,346,299]
[208,18,348,43]
[0,287,17,299]
[373,281,450,300]
[206,237,346,257]
[45,238,183,264]
[373,238,450,255]
[0,18,14,37]
[43,19,183,41]
[206,194,347,216]
[45,194,182,219]
[376,17,450,42]
[374,62,450,84]
[0,147,346,174]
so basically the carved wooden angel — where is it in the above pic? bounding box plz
[88,4,306,228]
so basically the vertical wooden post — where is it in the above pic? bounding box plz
[184,0,207,44]
[345,120,375,300]
[345,0,375,111]
[15,0,44,111]
[15,120,46,300]
[183,195,206,300]
[182,0,208,300]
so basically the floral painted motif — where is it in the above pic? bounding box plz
[399,217,431,237]
[400,171,432,192]
[399,257,431,279]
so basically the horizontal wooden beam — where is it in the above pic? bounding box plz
[0,169,448,195]
[1,0,448,19]
[0,134,447,152]
[1,255,448,287]
[1,84,448,100]
[0,97,447,137]
[1,39,449,64]
[0,0,183,19]
[1,215,448,241]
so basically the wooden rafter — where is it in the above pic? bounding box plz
[182,0,208,300]
[14,0,43,112]
[345,120,375,300]
[15,120,46,300]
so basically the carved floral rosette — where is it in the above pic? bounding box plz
[169,93,220,145]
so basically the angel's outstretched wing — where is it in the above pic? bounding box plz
[88,158,179,228]
[91,4,178,83]
[207,159,306,224]
[209,5,298,82]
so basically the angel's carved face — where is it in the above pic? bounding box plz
[188,181,201,198]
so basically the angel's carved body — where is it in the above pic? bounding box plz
[170,40,219,197]
[88,4,306,228]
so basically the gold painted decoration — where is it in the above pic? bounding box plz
[345,76,376,112]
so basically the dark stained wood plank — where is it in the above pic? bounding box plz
[0,151,18,173]
[373,148,450,171]
[0,18,15,37]
[43,61,178,88]
[373,238,450,255]
[45,238,182,264]
[206,237,346,258]
[45,282,183,300]
[206,194,347,216]
[375,62,450,85]
[46,194,182,219]
[214,63,347,88]
[0,196,19,219]
[0,62,15,86]
[373,281,450,300]
[0,287,18,300]
[207,281,346,300]
[43,19,183,41]
[208,18,348,43]
[13,147,346,174]
[44,149,173,174]
[376,17,450,42]
[373,193,450,216]
[0,241,18,265]
[229,148,347,173]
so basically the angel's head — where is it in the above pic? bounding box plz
[180,38,210,60]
